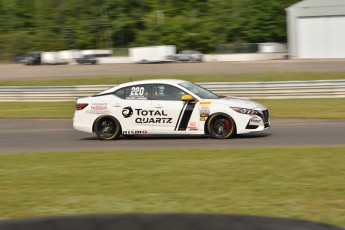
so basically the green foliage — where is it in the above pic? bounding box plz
[0,0,301,60]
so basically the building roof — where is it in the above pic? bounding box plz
[287,0,345,10]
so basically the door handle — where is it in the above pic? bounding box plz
[113,103,122,107]
[154,105,163,109]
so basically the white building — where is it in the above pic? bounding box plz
[286,0,345,58]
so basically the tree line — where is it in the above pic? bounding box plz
[0,0,299,61]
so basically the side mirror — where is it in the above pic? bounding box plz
[181,95,194,101]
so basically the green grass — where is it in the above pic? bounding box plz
[1,147,344,227]
[0,98,344,119]
[0,72,345,86]
[257,98,345,119]
[0,101,75,118]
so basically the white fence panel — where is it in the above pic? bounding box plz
[0,80,344,102]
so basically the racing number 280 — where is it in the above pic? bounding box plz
[130,87,145,96]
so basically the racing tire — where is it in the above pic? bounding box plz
[94,116,121,140]
[207,113,236,139]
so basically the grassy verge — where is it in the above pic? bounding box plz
[0,98,344,119]
[257,98,345,119]
[1,147,344,227]
[0,72,344,86]
[0,101,75,118]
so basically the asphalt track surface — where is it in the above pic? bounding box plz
[1,214,343,230]
[0,119,344,154]
[0,60,344,153]
[2,59,345,80]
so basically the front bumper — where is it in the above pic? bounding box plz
[235,110,270,134]
[259,110,270,128]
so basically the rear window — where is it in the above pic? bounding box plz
[114,84,150,100]
[114,88,125,99]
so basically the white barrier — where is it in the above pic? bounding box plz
[0,80,344,102]
[97,57,131,64]
[203,53,287,62]
[94,53,287,64]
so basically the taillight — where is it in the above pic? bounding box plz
[76,103,88,110]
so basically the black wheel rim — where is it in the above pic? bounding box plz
[211,117,232,137]
[97,118,116,138]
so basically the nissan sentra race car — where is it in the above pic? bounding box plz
[73,79,270,140]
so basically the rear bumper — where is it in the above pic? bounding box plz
[73,112,93,133]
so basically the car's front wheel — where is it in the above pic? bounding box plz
[94,116,121,140]
[207,113,236,139]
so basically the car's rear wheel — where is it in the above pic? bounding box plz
[207,113,236,139]
[94,116,121,140]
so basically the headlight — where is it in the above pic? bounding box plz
[231,107,259,115]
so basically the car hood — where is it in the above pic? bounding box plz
[209,96,267,110]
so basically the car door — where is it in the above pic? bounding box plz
[110,84,152,133]
[151,84,200,133]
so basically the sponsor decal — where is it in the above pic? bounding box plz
[200,103,210,117]
[249,117,261,126]
[91,103,107,110]
[136,118,172,124]
[126,95,147,100]
[86,103,109,114]
[122,107,134,118]
[187,122,198,130]
[189,122,197,127]
[135,109,172,123]
[187,121,198,129]
[86,110,109,114]
[200,101,211,105]
[135,109,168,117]
[122,107,173,124]
[123,130,148,135]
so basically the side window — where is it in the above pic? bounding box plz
[114,88,125,99]
[153,84,185,101]
[124,84,149,100]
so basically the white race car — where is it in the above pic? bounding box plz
[73,79,270,140]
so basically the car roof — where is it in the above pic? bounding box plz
[98,79,189,94]
[118,79,188,87]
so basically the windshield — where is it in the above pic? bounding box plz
[179,82,219,99]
